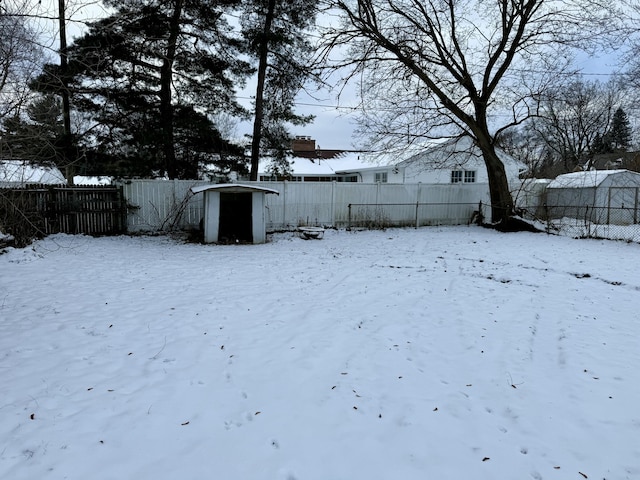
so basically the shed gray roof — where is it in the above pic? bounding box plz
[547,169,633,189]
[190,183,280,195]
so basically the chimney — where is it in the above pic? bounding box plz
[292,136,316,153]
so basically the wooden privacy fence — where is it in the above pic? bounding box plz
[0,185,126,243]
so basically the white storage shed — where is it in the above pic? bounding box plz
[190,184,279,244]
[545,170,640,225]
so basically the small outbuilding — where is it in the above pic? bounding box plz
[545,169,640,225]
[0,159,66,186]
[190,184,279,244]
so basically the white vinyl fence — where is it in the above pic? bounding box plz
[118,179,491,233]
[118,179,210,233]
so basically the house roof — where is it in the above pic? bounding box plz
[292,149,354,160]
[0,160,66,185]
[258,136,528,177]
[190,184,280,195]
[259,152,380,176]
[547,169,633,189]
[590,151,640,170]
[397,137,526,171]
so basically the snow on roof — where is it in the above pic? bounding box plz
[73,176,113,185]
[0,160,66,185]
[547,169,631,188]
[258,136,527,176]
[259,152,380,176]
[190,183,280,195]
[397,136,525,170]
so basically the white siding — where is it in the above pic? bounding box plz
[118,179,209,232]
[118,179,491,232]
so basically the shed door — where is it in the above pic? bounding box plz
[608,187,638,225]
[219,192,253,243]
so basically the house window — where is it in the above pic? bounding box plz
[451,170,476,183]
[375,172,388,183]
[464,171,476,183]
[302,176,339,182]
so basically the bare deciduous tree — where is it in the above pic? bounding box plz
[0,1,43,127]
[532,78,625,173]
[323,0,620,224]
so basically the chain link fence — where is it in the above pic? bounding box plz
[511,203,640,242]
[344,200,640,244]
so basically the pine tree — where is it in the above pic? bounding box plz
[609,107,632,152]
[34,0,251,179]
[592,132,612,155]
[241,0,317,180]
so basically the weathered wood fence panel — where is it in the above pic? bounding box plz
[0,185,126,241]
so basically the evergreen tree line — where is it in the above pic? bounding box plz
[0,0,317,181]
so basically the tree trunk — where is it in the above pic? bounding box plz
[249,0,277,181]
[160,0,184,179]
[475,133,514,224]
[58,0,74,185]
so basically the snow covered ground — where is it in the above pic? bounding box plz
[1,227,639,480]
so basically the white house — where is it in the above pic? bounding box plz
[0,160,66,187]
[382,137,525,189]
[257,136,525,189]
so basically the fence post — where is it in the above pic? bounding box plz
[282,180,287,230]
[348,203,352,230]
[331,181,336,228]
[607,187,611,225]
[117,185,127,233]
[416,182,422,228]
[543,203,550,234]
[584,204,589,224]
